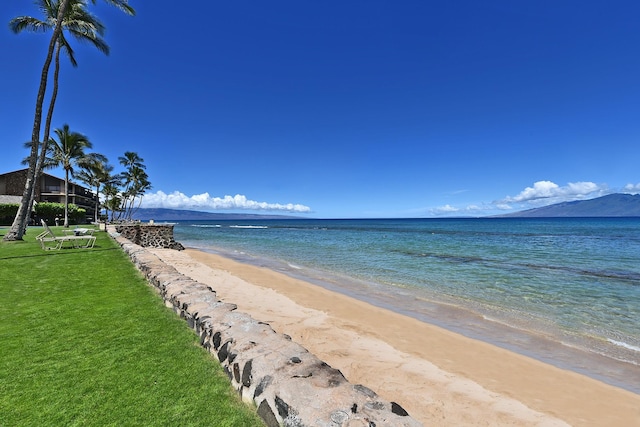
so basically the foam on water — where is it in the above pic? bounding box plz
[609,339,640,353]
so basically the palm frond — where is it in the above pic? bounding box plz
[9,16,52,34]
[90,0,135,16]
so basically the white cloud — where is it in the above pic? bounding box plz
[424,180,615,218]
[499,180,608,206]
[434,204,459,213]
[141,191,312,213]
[429,203,494,217]
[623,183,640,194]
[494,203,512,210]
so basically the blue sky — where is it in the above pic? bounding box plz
[2,1,640,218]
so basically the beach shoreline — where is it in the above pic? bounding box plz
[148,247,640,426]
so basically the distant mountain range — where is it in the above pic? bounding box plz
[496,193,640,217]
[131,194,640,221]
[131,208,301,221]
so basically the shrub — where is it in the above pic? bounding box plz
[34,202,85,225]
[0,204,19,225]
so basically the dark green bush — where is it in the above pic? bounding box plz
[35,202,85,225]
[0,204,19,225]
[0,203,86,226]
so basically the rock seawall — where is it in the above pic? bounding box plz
[109,229,423,427]
[114,223,184,250]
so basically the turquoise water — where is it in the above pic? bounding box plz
[173,217,640,393]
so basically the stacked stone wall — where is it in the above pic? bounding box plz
[114,223,184,250]
[109,228,422,427]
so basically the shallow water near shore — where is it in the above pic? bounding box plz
[173,217,640,394]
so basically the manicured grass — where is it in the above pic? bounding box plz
[0,226,264,427]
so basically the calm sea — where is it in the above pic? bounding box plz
[172,217,640,394]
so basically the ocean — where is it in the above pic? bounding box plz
[172,217,640,394]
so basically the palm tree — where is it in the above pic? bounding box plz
[119,165,151,220]
[75,154,110,223]
[118,151,147,219]
[117,151,151,220]
[48,124,94,227]
[4,0,134,241]
[10,0,110,233]
[101,181,122,222]
[118,151,145,172]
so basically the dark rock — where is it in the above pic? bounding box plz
[233,363,241,383]
[254,375,272,398]
[257,399,279,427]
[212,331,221,350]
[275,395,290,418]
[391,401,409,417]
[217,341,230,362]
[242,360,253,387]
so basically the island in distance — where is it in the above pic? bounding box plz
[131,193,640,221]
[496,193,640,218]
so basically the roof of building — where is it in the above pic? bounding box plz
[1,168,90,192]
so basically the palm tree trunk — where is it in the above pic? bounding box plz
[94,184,100,223]
[3,0,71,241]
[23,42,63,234]
[64,168,70,228]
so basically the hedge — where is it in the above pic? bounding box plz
[0,204,19,225]
[0,202,86,225]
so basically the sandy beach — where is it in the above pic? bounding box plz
[148,247,640,426]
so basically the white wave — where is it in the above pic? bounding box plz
[191,224,221,228]
[608,339,640,353]
[229,225,268,229]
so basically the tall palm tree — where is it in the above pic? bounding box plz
[48,124,94,227]
[129,173,152,220]
[4,0,134,241]
[117,151,149,220]
[119,165,151,220]
[10,0,110,234]
[118,151,145,172]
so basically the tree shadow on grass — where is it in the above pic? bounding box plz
[0,247,120,261]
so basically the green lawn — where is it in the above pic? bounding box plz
[0,225,264,427]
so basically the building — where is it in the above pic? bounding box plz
[0,168,96,222]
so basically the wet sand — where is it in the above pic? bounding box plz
[148,247,640,426]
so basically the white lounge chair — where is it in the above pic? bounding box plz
[37,219,96,250]
[62,227,95,236]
